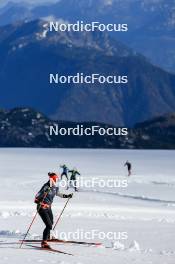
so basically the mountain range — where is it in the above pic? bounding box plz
[0,107,174,149]
[0,0,175,72]
[0,19,175,126]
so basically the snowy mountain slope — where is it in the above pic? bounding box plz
[0,0,175,72]
[0,20,175,126]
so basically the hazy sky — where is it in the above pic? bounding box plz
[0,0,58,7]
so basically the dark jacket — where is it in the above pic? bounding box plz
[35,181,64,206]
[61,165,68,174]
[69,170,80,180]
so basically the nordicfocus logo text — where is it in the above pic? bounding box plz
[50,73,128,85]
[50,125,128,137]
[52,229,128,241]
[49,21,128,32]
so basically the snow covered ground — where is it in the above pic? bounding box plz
[0,148,175,264]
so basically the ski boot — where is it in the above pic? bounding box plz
[41,240,51,249]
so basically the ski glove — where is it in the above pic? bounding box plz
[63,194,73,198]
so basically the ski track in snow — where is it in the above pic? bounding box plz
[82,188,175,205]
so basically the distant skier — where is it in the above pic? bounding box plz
[60,164,69,181]
[68,168,80,192]
[35,172,73,249]
[124,161,132,176]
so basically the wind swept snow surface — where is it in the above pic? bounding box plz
[0,148,175,263]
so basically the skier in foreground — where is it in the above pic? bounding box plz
[35,172,73,249]
[124,160,132,176]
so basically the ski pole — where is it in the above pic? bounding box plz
[53,198,70,231]
[20,189,50,249]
